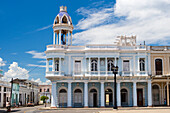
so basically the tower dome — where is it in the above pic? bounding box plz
[53,6,73,46]
[54,6,72,25]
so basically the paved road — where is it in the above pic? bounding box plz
[1,106,170,113]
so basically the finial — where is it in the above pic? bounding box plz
[60,6,67,12]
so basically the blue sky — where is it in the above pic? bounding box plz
[0,0,170,84]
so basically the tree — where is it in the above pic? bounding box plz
[40,96,49,103]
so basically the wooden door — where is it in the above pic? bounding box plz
[89,93,93,107]
[155,59,162,75]
[137,89,143,106]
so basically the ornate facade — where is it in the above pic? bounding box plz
[45,6,154,108]
[150,46,170,106]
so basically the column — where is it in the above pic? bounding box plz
[89,57,91,75]
[84,82,88,107]
[148,54,151,75]
[67,82,72,107]
[85,58,87,75]
[148,80,152,106]
[65,33,67,45]
[51,82,57,107]
[53,32,56,45]
[167,82,169,106]
[117,82,121,107]
[98,57,100,75]
[105,57,107,75]
[71,33,72,45]
[46,59,49,72]
[59,30,61,45]
[101,82,105,107]
[52,58,55,71]
[1,86,4,107]
[59,57,61,75]
[68,31,70,45]
[114,57,117,66]
[56,34,58,45]
[133,82,137,106]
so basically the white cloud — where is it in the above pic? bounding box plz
[0,57,6,66]
[1,62,29,81]
[31,78,51,85]
[73,0,170,45]
[27,64,46,68]
[39,60,46,63]
[26,50,46,59]
[35,25,52,32]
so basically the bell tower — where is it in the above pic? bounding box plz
[53,6,73,46]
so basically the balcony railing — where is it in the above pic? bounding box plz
[46,71,65,76]
[46,44,148,51]
[46,71,149,77]
[46,45,85,50]
[151,46,170,51]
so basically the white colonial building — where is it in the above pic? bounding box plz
[45,6,152,108]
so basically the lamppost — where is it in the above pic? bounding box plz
[113,66,118,109]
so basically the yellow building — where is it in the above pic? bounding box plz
[150,46,170,106]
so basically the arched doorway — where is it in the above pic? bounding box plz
[152,85,160,105]
[89,89,98,107]
[165,85,170,106]
[74,89,83,107]
[155,59,163,75]
[105,88,113,107]
[121,88,128,106]
[59,89,67,107]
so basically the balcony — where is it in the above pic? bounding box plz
[46,71,65,77]
[46,70,149,77]
[46,45,85,51]
[136,71,148,76]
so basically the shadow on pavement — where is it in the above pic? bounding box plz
[119,107,170,110]
[0,110,20,113]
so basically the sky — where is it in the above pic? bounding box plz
[0,0,170,84]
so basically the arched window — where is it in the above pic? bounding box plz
[139,58,145,71]
[108,59,114,71]
[91,59,97,71]
[90,89,97,93]
[62,16,68,24]
[74,89,82,93]
[59,89,67,93]
[121,89,128,106]
[55,16,59,24]
[55,60,59,71]
[155,59,163,75]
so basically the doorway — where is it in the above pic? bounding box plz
[121,89,128,106]
[105,88,113,107]
[137,89,143,106]
[89,89,98,107]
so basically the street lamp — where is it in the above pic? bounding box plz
[113,65,118,109]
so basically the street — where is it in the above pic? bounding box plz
[1,105,170,113]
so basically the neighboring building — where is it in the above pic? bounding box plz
[19,79,39,106]
[0,80,10,107]
[150,46,170,106]
[39,85,51,104]
[0,69,3,77]
[45,6,152,108]
[11,80,20,107]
